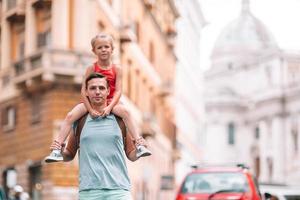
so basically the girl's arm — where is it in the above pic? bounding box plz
[106,65,122,110]
[81,66,97,115]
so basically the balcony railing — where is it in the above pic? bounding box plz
[158,80,173,97]
[141,112,158,138]
[13,48,94,89]
[14,59,25,75]
[37,31,51,48]
[6,0,25,22]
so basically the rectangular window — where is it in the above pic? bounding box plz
[29,163,42,200]
[2,75,11,88]
[1,106,16,131]
[255,127,260,139]
[35,4,52,48]
[31,95,42,124]
[292,129,298,154]
[228,122,235,145]
[10,23,25,61]
[149,41,154,63]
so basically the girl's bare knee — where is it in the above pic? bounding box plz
[65,112,74,124]
[115,106,130,119]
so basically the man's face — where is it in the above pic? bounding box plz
[86,78,110,105]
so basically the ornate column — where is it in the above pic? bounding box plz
[51,0,69,49]
[25,1,36,56]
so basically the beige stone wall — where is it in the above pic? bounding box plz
[0,0,178,199]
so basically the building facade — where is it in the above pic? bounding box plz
[204,0,300,185]
[173,0,206,186]
[0,0,178,199]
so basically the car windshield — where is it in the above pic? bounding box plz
[181,172,249,194]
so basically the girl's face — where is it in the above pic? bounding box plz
[92,38,113,62]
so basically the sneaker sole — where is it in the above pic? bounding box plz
[137,151,152,158]
[44,157,63,163]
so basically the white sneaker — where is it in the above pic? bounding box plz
[44,149,63,163]
[136,145,152,158]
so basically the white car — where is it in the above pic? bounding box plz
[259,184,300,200]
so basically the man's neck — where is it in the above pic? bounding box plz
[91,103,107,112]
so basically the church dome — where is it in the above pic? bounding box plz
[211,0,278,63]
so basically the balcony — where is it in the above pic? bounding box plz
[124,43,161,89]
[13,48,94,91]
[158,80,173,97]
[166,25,177,49]
[32,0,51,9]
[144,0,155,10]
[120,24,136,44]
[6,0,25,22]
[37,31,51,48]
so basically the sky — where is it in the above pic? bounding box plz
[198,0,300,69]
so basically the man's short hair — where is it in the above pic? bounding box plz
[85,73,109,89]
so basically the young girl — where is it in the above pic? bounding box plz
[45,33,151,162]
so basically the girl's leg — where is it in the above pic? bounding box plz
[45,103,87,163]
[112,104,151,157]
[55,103,88,145]
[112,104,140,140]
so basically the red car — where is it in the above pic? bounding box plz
[175,164,262,200]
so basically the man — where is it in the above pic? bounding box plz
[58,73,145,200]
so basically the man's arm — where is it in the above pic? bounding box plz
[115,117,138,161]
[115,117,149,161]
[62,130,79,161]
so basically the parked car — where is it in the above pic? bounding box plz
[175,164,262,200]
[260,184,300,200]
[0,187,6,200]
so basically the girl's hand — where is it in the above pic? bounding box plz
[101,106,113,117]
[50,140,64,150]
[135,137,148,148]
[89,109,101,118]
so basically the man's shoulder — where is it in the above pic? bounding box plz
[80,114,125,130]
[114,115,125,127]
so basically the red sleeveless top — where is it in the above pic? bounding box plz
[93,63,116,100]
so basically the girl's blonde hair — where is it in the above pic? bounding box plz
[91,33,114,49]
